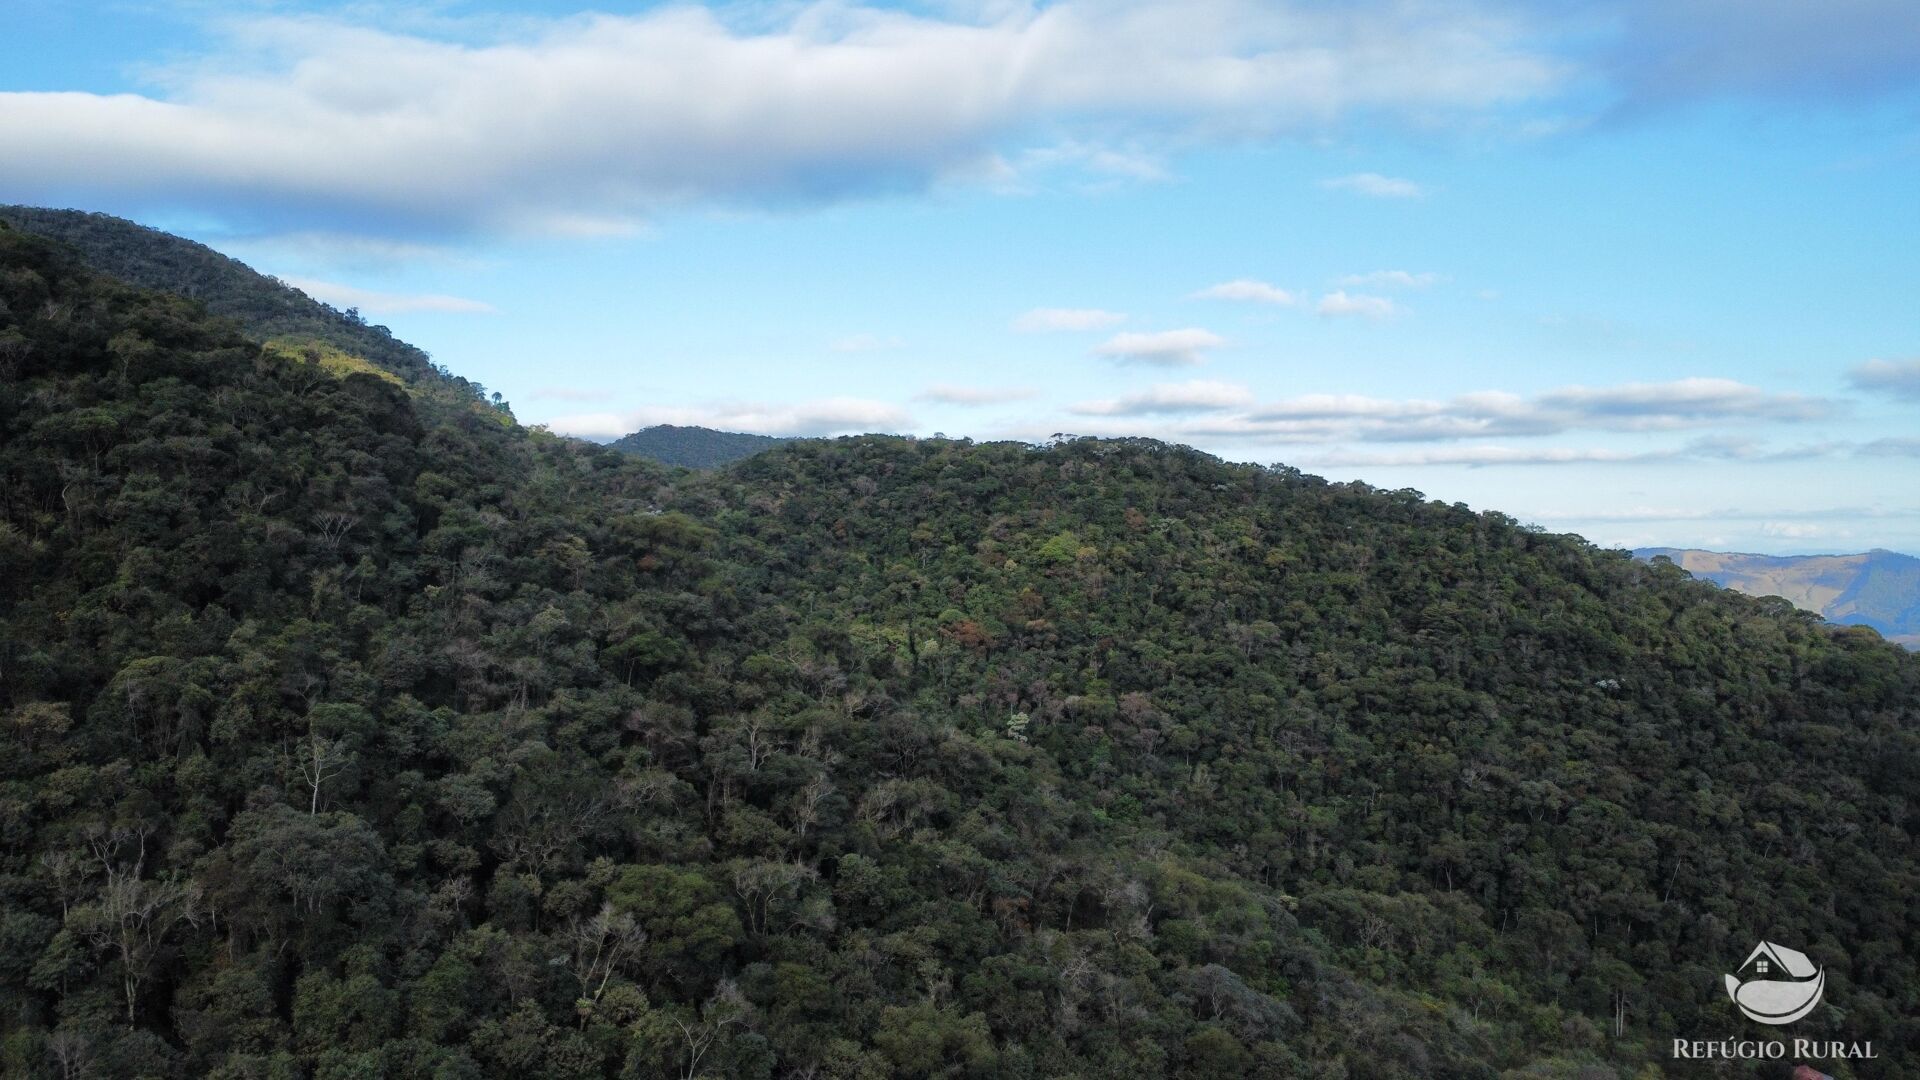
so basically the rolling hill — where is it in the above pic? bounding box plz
[609,424,792,468]
[2,213,1916,1078]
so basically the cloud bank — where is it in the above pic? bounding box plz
[0,1,1558,235]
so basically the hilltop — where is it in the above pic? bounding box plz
[609,424,792,468]
[1638,547,1920,648]
[1,217,1916,1078]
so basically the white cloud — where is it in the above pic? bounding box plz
[1305,445,1664,467]
[1191,279,1298,305]
[1337,270,1440,289]
[1316,290,1399,319]
[1013,307,1128,332]
[1014,140,1171,184]
[919,384,1036,405]
[1761,521,1840,539]
[544,397,911,439]
[1536,377,1834,427]
[1071,379,1254,416]
[1093,328,1226,366]
[1320,172,1426,198]
[281,276,493,314]
[1158,378,1841,445]
[1848,357,1920,401]
[831,333,905,352]
[0,3,1559,234]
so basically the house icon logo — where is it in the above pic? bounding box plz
[1724,942,1825,1024]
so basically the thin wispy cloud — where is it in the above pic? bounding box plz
[1071,380,1254,416]
[1321,172,1425,199]
[1862,437,1920,458]
[1094,328,1226,366]
[1337,270,1440,289]
[282,276,494,315]
[1191,279,1299,305]
[1316,291,1398,319]
[1013,308,1128,332]
[1537,378,1835,426]
[1848,358,1920,401]
[919,384,1037,405]
[1302,435,1848,469]
[1186,379,1839,443]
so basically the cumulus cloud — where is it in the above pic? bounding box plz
[1320,172,1425,198]
[1337,270,1440,289]
[1093,328,1226,366]
[281,276,493,314]
[919,384,1036,405]
[1191,280,1299,305]
[544,397,910,440]
[0,2,1561,235]
[1071,380,1254,416]
[1847,358,1920,401]
[1013,307,1128,332]
[1316,291,1399,319]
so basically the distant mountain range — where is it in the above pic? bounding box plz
[609,424,792,468]
[1636,547,1920,647]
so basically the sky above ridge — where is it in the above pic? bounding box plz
[5,0,1919,554]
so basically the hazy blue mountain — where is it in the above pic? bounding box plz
[1637,546,1920,647]
[609,423,793,468]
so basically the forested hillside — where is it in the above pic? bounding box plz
[611,425,792,469]
[0,206,442,385]
[1,220,1916,1078]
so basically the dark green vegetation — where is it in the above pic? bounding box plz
[611,425,793,469]
[1638,547,1920,649]
[0,206,436,388]
[1,216,1917,1079]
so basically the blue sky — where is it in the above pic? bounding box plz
[5,0,1919,554]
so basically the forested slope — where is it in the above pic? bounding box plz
[1,220,1916,1078]
[0,206,441,385]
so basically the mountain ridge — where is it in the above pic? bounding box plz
[2,212,1916,1077]
[1636,545,1920,647]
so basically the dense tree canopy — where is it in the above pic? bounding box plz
[1,220,1915,1078]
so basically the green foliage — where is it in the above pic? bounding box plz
[1,221,1918,1077]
